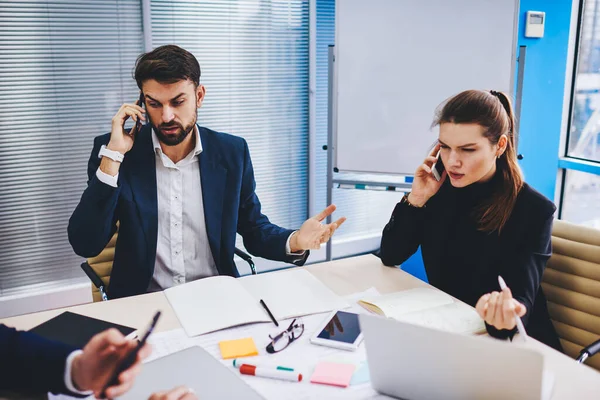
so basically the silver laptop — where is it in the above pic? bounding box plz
[360,314,553,400]
[118,346,264,400]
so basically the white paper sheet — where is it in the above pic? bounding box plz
[145,288,380,399]
[164,275,269,337]
[239,269,352,321]
[395,301,486,334]
[165,269,351,337]
[360,287,454,318]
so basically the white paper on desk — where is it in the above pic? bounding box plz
[360,287,453,318]
[239,269,351,321]
[149,287,380,363]
[165,268,350,337]
[359,287,486,335]
[164,275,270,337]
[146,288,381,400]
[396,301,486,335]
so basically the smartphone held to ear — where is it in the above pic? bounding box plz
[134,92,145,134]
[432,150,445,181]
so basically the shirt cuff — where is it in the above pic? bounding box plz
[286,231,307,256]
[96,167,119,188]
[64,350,94,395]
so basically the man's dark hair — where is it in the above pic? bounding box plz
[134,45,200,88]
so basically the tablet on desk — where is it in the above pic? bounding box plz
[118,346,262,400]
[310,310,363,351]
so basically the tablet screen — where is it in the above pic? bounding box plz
[316,311,361,343]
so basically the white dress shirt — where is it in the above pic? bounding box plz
[63,350,93,395]
[148,126,219,290]
[96,126,303,291]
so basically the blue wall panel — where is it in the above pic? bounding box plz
[516,0,574,200]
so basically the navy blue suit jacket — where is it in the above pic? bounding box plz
[0,324,76,395]
[68,125,308,299]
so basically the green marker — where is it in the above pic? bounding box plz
[232,358,294,372]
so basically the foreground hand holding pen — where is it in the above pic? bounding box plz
[70,328,152,399]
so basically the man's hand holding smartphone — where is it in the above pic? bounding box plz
[100,94,145,177]
[108,94,145,155]
[407,143,447,207]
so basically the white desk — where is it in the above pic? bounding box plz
[2,254,599,399]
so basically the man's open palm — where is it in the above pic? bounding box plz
[290,205,346,252]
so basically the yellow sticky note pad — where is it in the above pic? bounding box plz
[219,337,259,360]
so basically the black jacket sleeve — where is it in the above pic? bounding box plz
[0,324,81,395]
[380,200,427,266]
[68,134,120,258]
[485,197,555,339]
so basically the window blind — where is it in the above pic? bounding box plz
[0,0,144,295]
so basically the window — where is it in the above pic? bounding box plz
[567,1,600,161]
[0,0,144,296]
[561,169,600,228]
[561,0,600,225]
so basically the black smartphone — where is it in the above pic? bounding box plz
[134,92,145,134]
[432,150,445,181]
[100,311,161,396]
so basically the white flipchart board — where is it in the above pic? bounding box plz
[334,0,519,175]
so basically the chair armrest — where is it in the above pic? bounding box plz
[578,338,600,364]
[234,247,256,275]
[81,261,104,288]
[80,261,109,301]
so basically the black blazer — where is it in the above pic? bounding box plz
[0,324,78,395]
[380,180,562,351]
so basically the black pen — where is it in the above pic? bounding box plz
[260,299,279,327]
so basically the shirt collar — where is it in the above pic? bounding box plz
[151,124,203,157]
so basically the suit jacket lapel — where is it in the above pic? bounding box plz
[126,126,158,269]
[198,126,227,271]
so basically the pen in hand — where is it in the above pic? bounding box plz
[498,276,528,342]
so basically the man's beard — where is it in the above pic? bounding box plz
[152,115,196,146]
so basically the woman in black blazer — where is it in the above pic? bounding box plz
[380,89,562,351]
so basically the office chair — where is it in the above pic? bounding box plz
[80,227,256,302]
[542,219,600,371]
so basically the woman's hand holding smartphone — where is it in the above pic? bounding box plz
[408,143,447,207]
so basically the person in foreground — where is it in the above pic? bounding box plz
[0,323,200,399]
[379,89,562,351]
[0,324,150,398]
[68,45,345,299]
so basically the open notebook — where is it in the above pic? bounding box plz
[358,287,486,334]
[165,268,350,336]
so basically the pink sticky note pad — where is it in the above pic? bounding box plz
[310,361,356,387]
